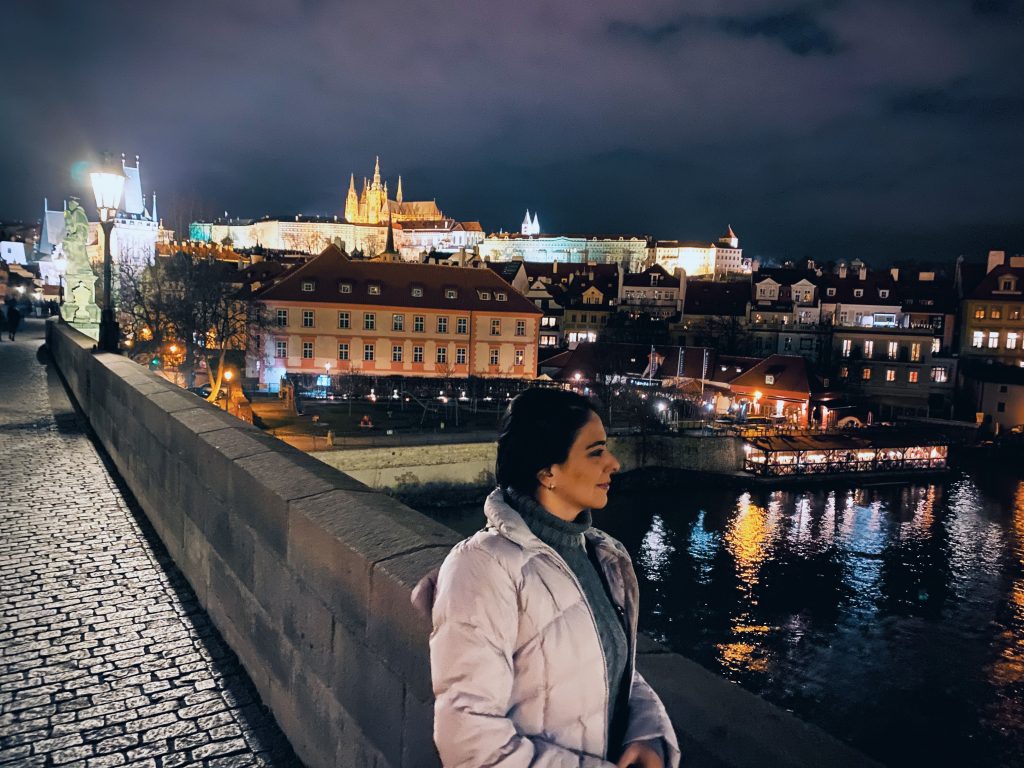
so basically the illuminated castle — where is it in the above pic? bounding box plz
[343,157,443,225]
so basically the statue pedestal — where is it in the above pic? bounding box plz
[63,270,101,340]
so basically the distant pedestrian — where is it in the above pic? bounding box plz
[6,303,21,341]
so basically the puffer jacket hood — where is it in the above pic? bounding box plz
[417,488,680,768]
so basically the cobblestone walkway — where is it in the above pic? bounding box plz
[0,319,302,768]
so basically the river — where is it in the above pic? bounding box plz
[416,468,1024,767]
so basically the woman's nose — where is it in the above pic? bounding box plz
[608,453,621,473]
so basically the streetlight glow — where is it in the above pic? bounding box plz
[89,169,125,221]
[90,154,126,353]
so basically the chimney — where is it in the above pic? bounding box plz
[858,266,867,281]
[987,250,1006,273]
[890,268,900,282]
[839,264,848,279]
[552,260,558,274]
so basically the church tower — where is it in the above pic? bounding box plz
[344,174,358,223]
[396,176,403,204]
[366,156,384,224]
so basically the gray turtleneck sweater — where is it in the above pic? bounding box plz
[503,487,630,754]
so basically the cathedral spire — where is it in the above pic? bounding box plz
[373,155,381,186]
[522,209,532,235]
[532,212,540,235]
[384,214,396,255]
[396,175,403,204]
[151,191,158,223]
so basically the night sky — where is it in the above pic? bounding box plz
[3,0,1022,264]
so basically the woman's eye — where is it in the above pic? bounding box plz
[589,450,604,458]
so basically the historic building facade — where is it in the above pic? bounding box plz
[252,244,542,387]
[478,232,648,271]
[650,226,747,276]
[344,157,444,225]
[959,250,1024,367]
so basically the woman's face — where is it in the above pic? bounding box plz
[540,411,621,519]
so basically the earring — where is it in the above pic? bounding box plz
[547,484,556,491]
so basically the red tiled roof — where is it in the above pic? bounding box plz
[257,244,540,314]
[729,354,824,399]
[683,280,749,316]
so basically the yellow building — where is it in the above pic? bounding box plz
[344,157,444,225]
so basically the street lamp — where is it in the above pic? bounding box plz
[90,156,126,353]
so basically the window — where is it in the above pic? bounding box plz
[392,345,403,362]
[864,340,874,358]
[909,370,919,383]
[886,369,895,382]
[765,375,776,385]
[569,313,577,323]
[413,315,424,332]
[989,331,999,349]
[932,338,940,354]
[975,307,986,320]
[515,320,526,337]
[411,286,424,297]
[1000,385,1009,393]
[437,316,448,333]
[392,314,404,331]
[413,345,423,363]
[302,341,313,359]
[339,282,352,294]
[931,367,948,383]
[445,288,458,299]
[436,347,447,364]
[364,313,376,331]
[338,343,349,360]
[363,344,375,361]
[302,310,314,328]
[911,343,921,362]
[873,314,897,327]
[590,314,598,324]
[1013,308,1022,320]
[489,348,499,365]
[490,319,501,335]
[275,340,287,358]
[514,349,525,366]
[839,312,849,325]
[456,317,468,334]
[1008,332,1019,350]
[839,366,849,378]
[998,402,1006,413]
[496,292,507,301]
[854,288,864,298]
[478,291,491,300]
[1000,277,1016,292]
[827,287,836,297]
[991,307,1002,320]
[338,311,350,329]
[862,367,871,381]
[302,280,315,292]
[368,284,381,295]
[879,289,889,299]
[887,341,898,360]
[972,331,984,348]
[456,347,467,364]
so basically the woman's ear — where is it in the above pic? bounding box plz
[536,468,555,488]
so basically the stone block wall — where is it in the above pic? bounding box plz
[47,320,877,768]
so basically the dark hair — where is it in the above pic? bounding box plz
[495,387,600,494]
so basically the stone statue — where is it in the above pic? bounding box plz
[61,198,101,336]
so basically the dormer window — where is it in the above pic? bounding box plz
[445,288,458,299]
[411,286,424,297]
[765,375,775,385]
[1000,277,1017,292]
[339,281,353,294]
[827,288,836,297]
[367,284,381,295]
[853,288,864,298]
[478,290,491,300]
[301,280,316,292]
[879,289,889,298]
[495,292,507,301]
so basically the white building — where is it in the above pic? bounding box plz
[478,232,648,271]
[650,226,747,276]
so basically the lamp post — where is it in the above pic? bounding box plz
[90,157,126,353]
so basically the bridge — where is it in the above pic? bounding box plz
[1,317,880,768]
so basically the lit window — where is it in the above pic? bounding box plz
[911,343,921,362]
[413,345,423,363]
[301,280,315,292]
[302,342,313,359]
[436,347,447,364]
[1007,332,1019,350]
[338,343,349,360]
[908,370,918,383]
[932,338,940,354]
[338,311,350,329]
[437,316,448,333]
[363,344,375,361]
[864,340,874,358]
[490,319,501,336]
[275,340,287,358]
[972,331,984,348]
[974,308,986,319]
[368,284,381,295]
[392,314,404,331]
[989,331,999,349]
[1013,308,1021,320]
[886,369,895,382]
[456,347,467,364]
[489,348,500,365]
[392,345,403,362]
[515,349,525,366]
[931,367,948,383]
[414,315,425,332]
[302,310,314,328]
[457,317,468,334]
[364,313,376,331]
[991,307,1002,320]
[886,341,897,360]
[839,366,849,378]
[276,309,288,327]
[862,367,871,381]
[516,320,526,336]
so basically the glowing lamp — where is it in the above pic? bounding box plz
[89,163,125,222]
[223,370,234,382]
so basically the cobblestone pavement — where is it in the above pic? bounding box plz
[0,319,302,768]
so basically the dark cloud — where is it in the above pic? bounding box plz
[1,0,1021,263]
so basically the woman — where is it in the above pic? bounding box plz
[426,388,680,767]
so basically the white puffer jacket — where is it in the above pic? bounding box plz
[424,489,681,767]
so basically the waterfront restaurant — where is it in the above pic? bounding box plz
[728,354,836,426]
[743,431,949,477]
